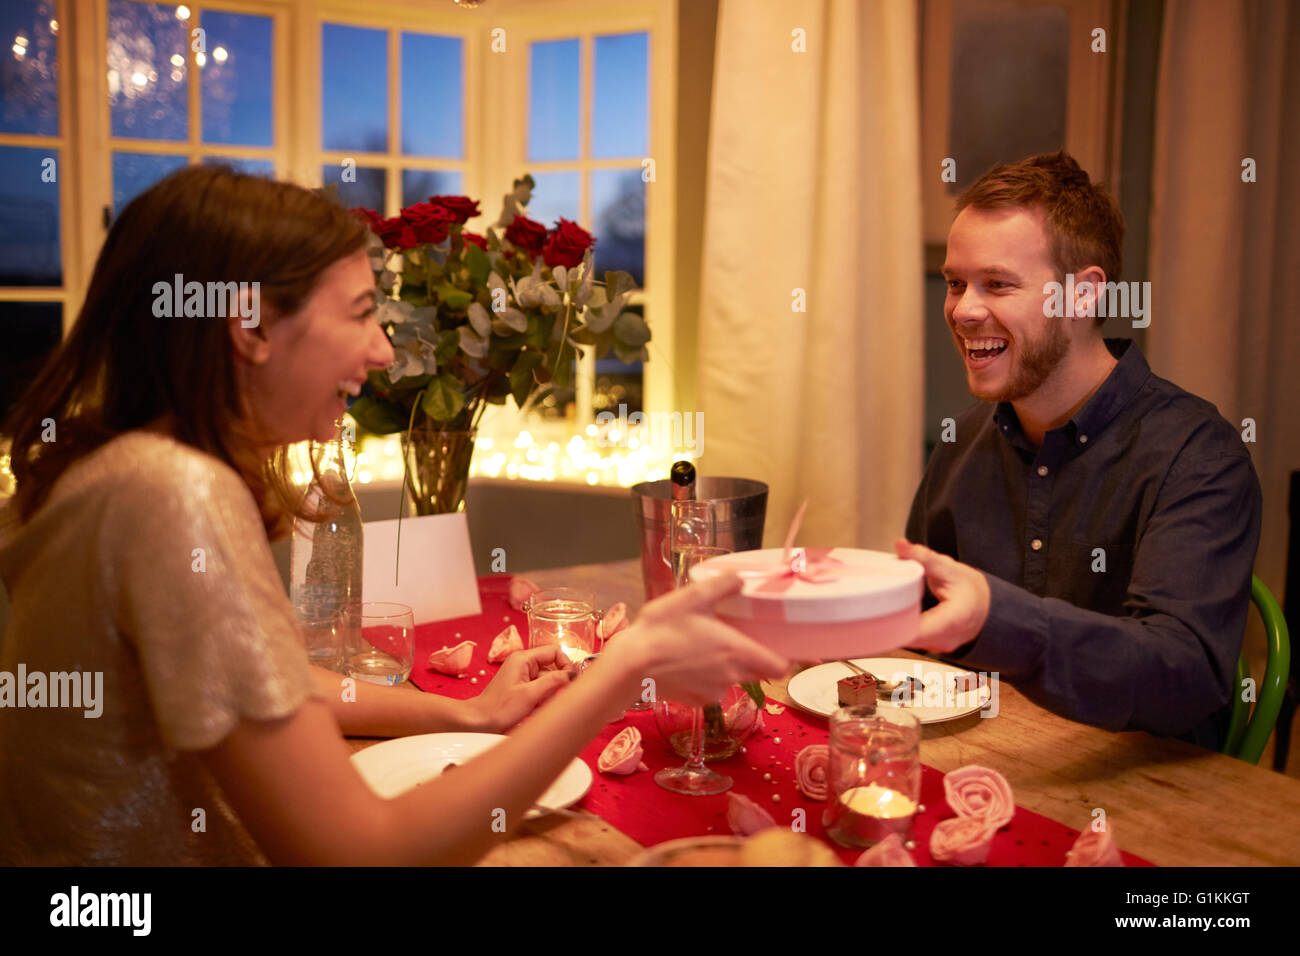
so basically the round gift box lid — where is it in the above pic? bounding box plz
[689,548,924,623]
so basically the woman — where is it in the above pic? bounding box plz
[0,166,786,865]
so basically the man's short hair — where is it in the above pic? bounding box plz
[955,152,1125,307]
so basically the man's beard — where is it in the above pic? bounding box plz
[969,317,1070,403]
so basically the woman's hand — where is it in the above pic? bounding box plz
[601,571,789,706]
[464,644,573,732]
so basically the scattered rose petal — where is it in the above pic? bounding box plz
[597,602,630,640]
[1065,828,1125,867]
[794,744,830,802]
[428,640,476,674]
[597,727,643,775]
[508,576,540,610]
[727,792,777,836]
[637,761,649,773]
[487,624,524,663]
[943,765,1015,829]
[929,816,996,866]
[764,702,786,716]
[855,833,917,867]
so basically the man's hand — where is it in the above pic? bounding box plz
[464,645,573,733]
[894,538,992,654]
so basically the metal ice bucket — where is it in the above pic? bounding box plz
[631,477,769,600]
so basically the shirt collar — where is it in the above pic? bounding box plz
[993,338,1151,447]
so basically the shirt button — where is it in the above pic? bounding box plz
[1037,465,1048,476]
[1031,538,1043,551]
[1079,434,1088,444]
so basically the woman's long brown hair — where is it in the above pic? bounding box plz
[2,165,368,539]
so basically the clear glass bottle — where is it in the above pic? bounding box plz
[290,420,363,671]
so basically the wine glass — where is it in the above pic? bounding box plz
[654,533,734,796]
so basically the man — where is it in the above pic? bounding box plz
[896,151,1262,750]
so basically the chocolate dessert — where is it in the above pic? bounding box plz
[837,673,878,711]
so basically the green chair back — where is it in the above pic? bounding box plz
[1223,575,1291,763]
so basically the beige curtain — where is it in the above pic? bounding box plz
[1149,0,1300,644]
[695,0,924,549]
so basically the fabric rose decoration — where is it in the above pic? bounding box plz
[401,202,456,245]
[855,833,917,867]
[794,745,830,802]
[597,602,629,641]
[1065,828,1125,867]
[428,640,476,675]
[504,215,548,257]
[508,576,540,611]
[429,194,481,225]
[542,218,595,269]
[929,816,997,865]
[377,215,418,250]
[943,765,1015,829]
[597,727,643,775]
[461,231,488,251]
[727,792,776,836]
[487,624,523,664]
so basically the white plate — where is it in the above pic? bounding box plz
[786,658,994,723]
[349,732,593,819]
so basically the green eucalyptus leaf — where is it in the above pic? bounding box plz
[421,374,466,423]
[435,329,460,364]
[435,282,473,310]
[613,312,652,347]
[345,396,409,435]
[465,242,490,286]
[509,351,544,407]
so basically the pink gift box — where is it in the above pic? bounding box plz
[689,548,924,660]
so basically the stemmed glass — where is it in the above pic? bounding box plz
[655,500,734,795]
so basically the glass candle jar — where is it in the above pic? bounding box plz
[825,704,922,848]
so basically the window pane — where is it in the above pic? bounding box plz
[203,156,274,177]
[0,146,60,286]
[112,151,186,214]
[591,168,644,287]
[401,169,463,209]
[0,301,62,418]
[322,163,385,213]
[592,33,647,159]
[108,0,188,141]
[0,0,59,136]
[200,10,273,147]
[525,171,579,229]
[528,39,579,161]
[321,23,387,152]
[947,3,1068,191]
[401,33,462,158]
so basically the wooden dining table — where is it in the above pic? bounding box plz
[348,558,1300,866]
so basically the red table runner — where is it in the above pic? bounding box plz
[410,575,1153,867]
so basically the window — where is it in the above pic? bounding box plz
[0,0,66,423]
[106,1,281,213]
[3,0,678,490]
[319,21,467,215]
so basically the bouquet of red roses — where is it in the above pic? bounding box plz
[347,174,650,434]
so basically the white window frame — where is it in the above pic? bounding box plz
[21,0,679,482]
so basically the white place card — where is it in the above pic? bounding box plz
[362,512,482,624]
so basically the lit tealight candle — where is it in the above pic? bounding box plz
[840,784,917,819]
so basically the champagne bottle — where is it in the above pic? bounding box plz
[290,420,364,670]
[670,459,696,501]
